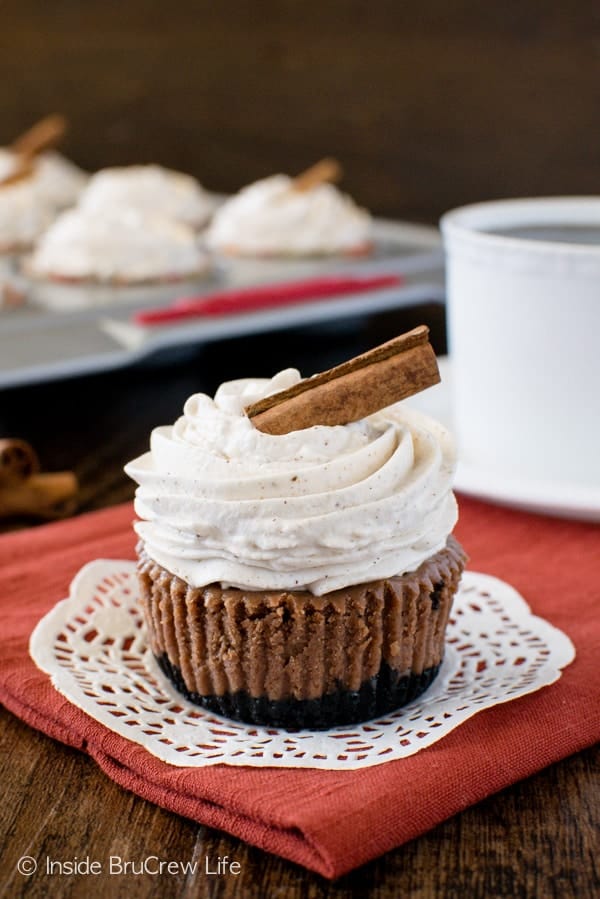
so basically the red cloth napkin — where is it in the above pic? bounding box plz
[1,500,599,879]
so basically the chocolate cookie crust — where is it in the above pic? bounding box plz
[156,654,442,729]
[137,537,466,728]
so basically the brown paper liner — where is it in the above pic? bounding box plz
[136,538,466,727]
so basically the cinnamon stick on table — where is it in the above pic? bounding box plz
[246,325,440,435]
[0,437,78,519]
[0,472,78,520]
[0,439,40,485]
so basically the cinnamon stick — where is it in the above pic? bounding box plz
[0,471,78,519]
[0,114,67,188]
[246,326,440,435]
[11,113,67,159]
[0,159,35,188]
[293,157,342,192]
[0,439,40,485]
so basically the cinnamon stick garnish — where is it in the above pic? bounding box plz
[0,159,35,188]
[246,326,440,435]
[11,113,67,159]
[293,157,342,192]
[0,114,67,188]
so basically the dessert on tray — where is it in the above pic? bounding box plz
[8,120,211,306]
[78,164,215,230]
[125,328,466,729]
[0,115,87,256]
[0,153,86,255]
[26,207,209,287]
[206,158,372,257]
[0,177,54,255]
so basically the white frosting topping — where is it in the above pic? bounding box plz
[125,370,458,595]
[0,178,53,250]
[206,174,372,255]
[0,149,87,250]
[28,208,207,282]
[79,165,213,228]
[0,150,19,183]
[34,151,88,208]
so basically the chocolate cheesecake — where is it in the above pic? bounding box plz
[138,537,465,728]
[126,334,466,729]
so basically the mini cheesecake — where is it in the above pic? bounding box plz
[126,363,465,729]
[206,173,372,258]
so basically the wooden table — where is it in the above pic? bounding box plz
[0,315,598,899]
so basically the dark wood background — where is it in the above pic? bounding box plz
[1,5,600,897]
[2,1,600,222]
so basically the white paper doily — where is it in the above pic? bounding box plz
[29,560,575,770]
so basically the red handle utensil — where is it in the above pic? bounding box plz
[134,274,403,326]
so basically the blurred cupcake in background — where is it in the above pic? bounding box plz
[26,207,210,309]
[78,164,216,230]
[0,173,54,258]
[206,158,372,258]
[0,115,87,260]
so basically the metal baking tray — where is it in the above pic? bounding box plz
[0,219,445,389]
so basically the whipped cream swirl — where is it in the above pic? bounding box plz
[206,174,372,256]
[126,370,458,595]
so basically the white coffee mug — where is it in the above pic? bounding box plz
[440,197,600,489]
